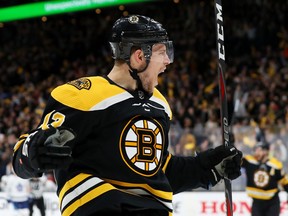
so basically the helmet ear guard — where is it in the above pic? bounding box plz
[110,41,174,63]
[109,42,133,61]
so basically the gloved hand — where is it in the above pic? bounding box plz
[198,145,242,181]
[22,126,76,171]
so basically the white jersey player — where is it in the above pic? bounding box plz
[1,172,31,216]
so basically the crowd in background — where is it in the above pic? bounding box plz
[0,0,288,191]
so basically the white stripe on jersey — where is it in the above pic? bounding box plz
[122,188,173,211]
[90,92,133,111]
[60,177,104,211]
[150,96,172,118]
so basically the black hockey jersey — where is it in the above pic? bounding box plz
[13,76,216,216]
[242,155,288,200]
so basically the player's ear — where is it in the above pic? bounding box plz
[131,48,144,64]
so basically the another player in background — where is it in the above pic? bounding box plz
[1,162,30,216]
[12,14,242,216]
[28,175,56,216]
[241,141,288,216]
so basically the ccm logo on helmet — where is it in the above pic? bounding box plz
[119,116,164,177]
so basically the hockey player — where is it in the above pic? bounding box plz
[12,15,242,216]
[242,141,288,216]
[28,175,51,216]
[1,162,30,216]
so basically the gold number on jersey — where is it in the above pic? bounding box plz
[40,110,65,129]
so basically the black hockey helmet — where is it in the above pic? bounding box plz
[255,141,270,150]
[109,14,174,64]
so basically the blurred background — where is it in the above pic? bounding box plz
[0,0,287,195]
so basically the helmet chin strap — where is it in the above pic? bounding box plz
[127,59,150,92]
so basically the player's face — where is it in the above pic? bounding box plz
[139,43,171,93]
[254,147,268,162]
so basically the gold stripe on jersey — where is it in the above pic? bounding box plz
[13,134,29,152]
[51,77,132,111]
[62,182,115,216]
[246,187,278,200]
[244,155,259,165]
[103,178,173,200]
[103,178,173,211]
[59,173,92,207]
[59,173,173,215]
[278,175,288,186]
[162,153,172,173]
[59,173,115,216]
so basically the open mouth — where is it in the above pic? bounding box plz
[159,67,166,74]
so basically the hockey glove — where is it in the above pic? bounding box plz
[22,126,76,171]
[198,145,242,181]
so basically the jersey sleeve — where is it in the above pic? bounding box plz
[269,158,288,192]
[12,77,102,179]
[162,153,217,194]
[12,95,88,179]
[241,156,248,168]
[241,155,256,169]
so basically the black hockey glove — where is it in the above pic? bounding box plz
[22,126,76,172]
[198,145,242,182]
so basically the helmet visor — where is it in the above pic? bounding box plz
[165,41,174,63]
[149,41,174,64]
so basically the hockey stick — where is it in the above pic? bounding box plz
[214,1,234,216]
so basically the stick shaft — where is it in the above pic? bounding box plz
[214,0,233,215]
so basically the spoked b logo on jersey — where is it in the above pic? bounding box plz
[120,116,165,177]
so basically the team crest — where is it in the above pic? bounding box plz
[67,78,91,90]
[128,15,139,24]
[253,170,270,188]
[120,116,164,177]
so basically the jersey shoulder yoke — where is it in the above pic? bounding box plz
[51,76,131,111]
[151,88,172,119]
[268,157,283,169]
